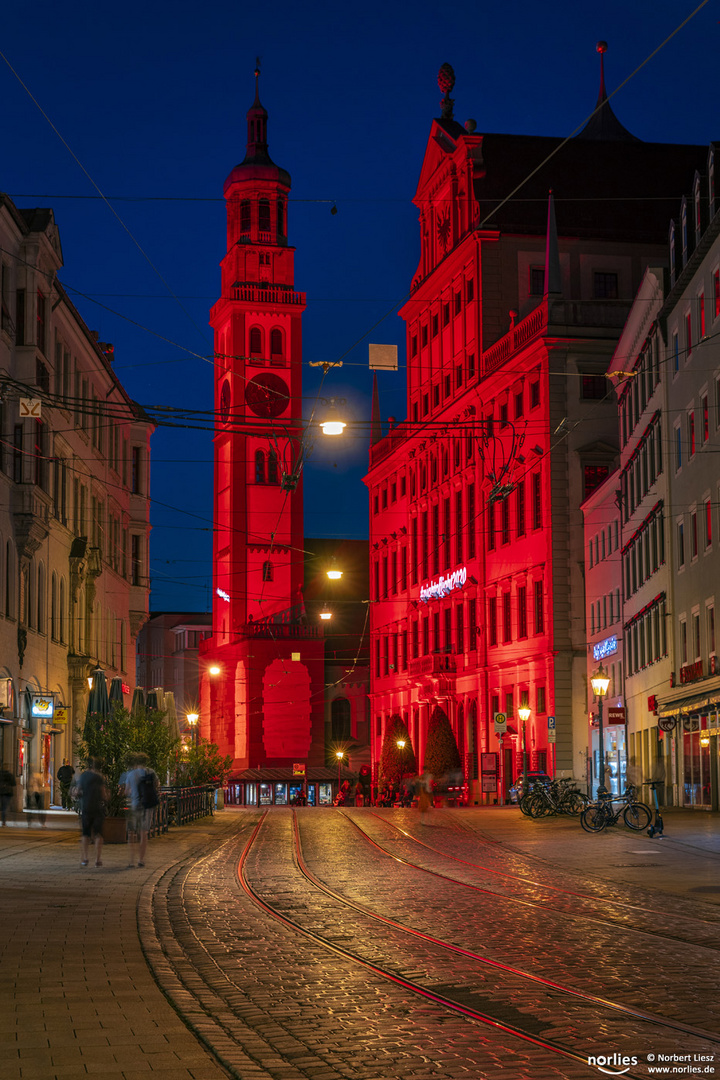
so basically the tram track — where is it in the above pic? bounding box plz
[345,811,720,951]
[235,810,719,1080]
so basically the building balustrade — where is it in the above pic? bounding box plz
[408,652,457,677]
[231,283,305,305]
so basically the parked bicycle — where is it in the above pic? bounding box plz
[519,777,589,818]
[580,784,652,833]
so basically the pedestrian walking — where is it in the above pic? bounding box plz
[120,753,159,868]
[0,768,15,825]
[57,759,74,809]
[27,771,48,827]
[417,772,433,824]
[74,758,108,867]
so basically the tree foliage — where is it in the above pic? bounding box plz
[176,738,233,787]
[423,706,461,782]
[77,705,179,815]
[379,714,417,784]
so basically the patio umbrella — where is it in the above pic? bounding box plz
[83,668,109,745]
[145,688,160,712]
[108,677,124,709]
[130,686,145,717]
[163,691,180,741]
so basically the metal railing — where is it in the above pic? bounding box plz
[148,785,216,837]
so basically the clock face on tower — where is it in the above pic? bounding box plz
[244,372,289,418]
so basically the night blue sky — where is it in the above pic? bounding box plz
[1,0,717,610]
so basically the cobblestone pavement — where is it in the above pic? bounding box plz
[2,806,720,1080]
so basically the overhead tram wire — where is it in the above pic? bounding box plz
[0,49,212,352]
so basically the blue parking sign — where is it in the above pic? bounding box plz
[548,716,556,730]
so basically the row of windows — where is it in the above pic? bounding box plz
[411,354,476,421]
[409,277,475,358]
[588,519,620,569]
[620,337,661,446]
[678,603,715,668]
[674,394,713,471]
[487,581,544,645]
[373,471,407,515]
[487,475,542,549]
[589,589,621,635]
[669,151,716,285]
[490,684,547,717]
[0,539,127,668]
[409,488,476,586]
[677,497,714,568]
[620,414,662,522]
[625,595,667,677]
[373,546,408,599]
[623,505,665,599]
[528,266,619,300]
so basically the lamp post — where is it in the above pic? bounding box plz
[335,749,344,794]
[591,664,611,792]
[187,711,199,747]
[396,738,406,787]
[518,706,531,788]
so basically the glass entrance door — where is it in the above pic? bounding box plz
[683,719,711,807]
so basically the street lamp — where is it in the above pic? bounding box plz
[187,711,199,747]
[209,665,221,676]
[591,664,611,792]
[396,738,407,787]
[335,749,344,793]
[518,706,531,787]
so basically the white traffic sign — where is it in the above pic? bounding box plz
[494,711,507,735]
[548,730,556,744]
[19,398,42,418]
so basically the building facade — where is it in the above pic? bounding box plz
[0,193,152,807]
[607,145,720,809]
[581,469,625,795]
[136,611,211,738]
[364,64,707,803]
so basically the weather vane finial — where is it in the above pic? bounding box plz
[254,55,261,95]
[438,63,455,120]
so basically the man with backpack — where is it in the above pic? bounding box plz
[75,758,109,867]
[120,752,159,868]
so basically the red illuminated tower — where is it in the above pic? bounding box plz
[199,71,326,773]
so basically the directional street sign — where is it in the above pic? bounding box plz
[494,711,507,735]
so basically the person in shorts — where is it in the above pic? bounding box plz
[75,758,108,867]
[121,753,159,868]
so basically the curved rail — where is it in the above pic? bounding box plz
[292,813,719,1046]
[346,812,720,948]
[235,811,716,1080]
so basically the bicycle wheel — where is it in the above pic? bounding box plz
[562,792,589,816]
[519,793,535,817]
[526,793,551,818]
[580,804,607,832]
[623,802,652,831]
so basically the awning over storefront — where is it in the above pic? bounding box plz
[656,688,720,718]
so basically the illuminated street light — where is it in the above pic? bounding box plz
[518,705,531,787]
[319,398,346,436]
[591,664,611,791]
[335,748,345,793]
[187,711,199,747]
[209,665,221,676]
[319,610,332,621]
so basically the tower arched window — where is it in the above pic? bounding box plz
[259,199,271,233]
[255,450,266,484]
[268,449,279,485]
[270,328,283,358]
[240,200,251,234]
[331,697,351,741]
[277,198,285,238]
[262,560,273,582]
[249,327,263,357]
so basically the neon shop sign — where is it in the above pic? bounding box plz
[419,567,467,602]
[593,635,618,661]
